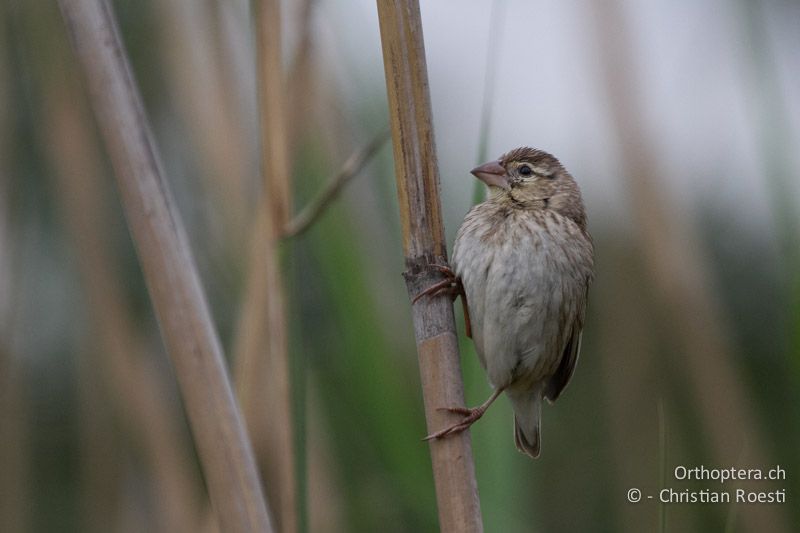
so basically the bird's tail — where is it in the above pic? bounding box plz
[508,386,543,458]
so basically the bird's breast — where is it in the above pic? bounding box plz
[452,207,593,387]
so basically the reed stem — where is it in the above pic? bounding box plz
[376,1,483,531]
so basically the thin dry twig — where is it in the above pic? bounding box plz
[283,129,390,238]
[376,1,483,531]
[56,1,274,531]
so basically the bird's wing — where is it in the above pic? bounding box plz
[544,327,581,403]
[544,261,592,402]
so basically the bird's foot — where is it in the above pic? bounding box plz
[422,405,487,441]
[412,264,460,303]
[412,264,473,338]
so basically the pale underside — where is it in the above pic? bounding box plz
[452,204,593,399]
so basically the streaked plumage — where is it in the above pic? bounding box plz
[451,147,594,457]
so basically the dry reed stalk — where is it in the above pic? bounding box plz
[376,1,483,531]
[306,380,344,533]
[231,2,296,532]
[45,81,202,532]
[154,1,251,240]
[257,0,292,232]
[589,2,789,531]
[56,1,274,531]
[232,212,294,533]
[286,0,316,147]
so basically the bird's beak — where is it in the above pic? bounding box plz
[470,160,509,190]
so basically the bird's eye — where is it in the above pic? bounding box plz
[518,165,532,176]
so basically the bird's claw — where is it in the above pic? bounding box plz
[423,422,473,441]
[412,264,460,304]
[412,263,473,338]
[431,264,457,278]
[437,406,473,416]
[411,279,458,304]
[422,406,485,441]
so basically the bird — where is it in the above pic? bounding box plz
[414,147,594,458]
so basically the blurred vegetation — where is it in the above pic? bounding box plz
[1,1,798,532]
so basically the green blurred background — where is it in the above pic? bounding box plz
[1,0,798,532]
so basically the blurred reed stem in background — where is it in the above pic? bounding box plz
[258,0,292,232]
[231,0,297,531]
[287,0,318,150]
[43,66,203,531]
[593,242,667,532]
[153,0,253,262]
[734,0,800,375]
[589,1,789,531]
[57,0,274,530]
[2,1,798,531]
[471,0,506,206]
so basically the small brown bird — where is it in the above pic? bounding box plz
[417,147,594,457]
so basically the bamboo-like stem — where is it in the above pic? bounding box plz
[56,1,274,531]
[589,2,789,532]
[283,129,390,238]
[231,1,297,532]
[376,2,483,531]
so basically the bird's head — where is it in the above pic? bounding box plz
[471,147,586,228]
